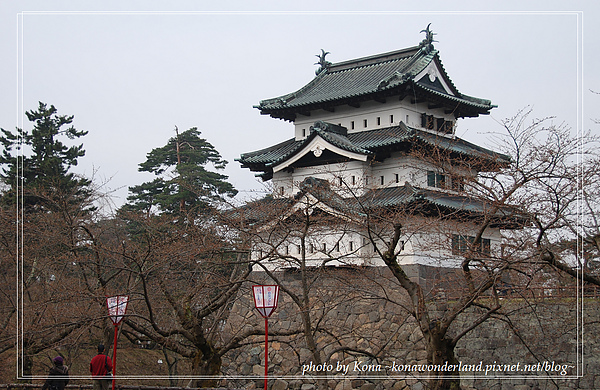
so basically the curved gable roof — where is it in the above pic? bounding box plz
[237,121,510,180]
[255,45,494,121]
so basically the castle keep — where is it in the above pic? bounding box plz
[238,26,519,276]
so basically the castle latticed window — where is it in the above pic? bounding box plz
[452,235,491,257]
[421,113,454,134]
[427,171,446,188]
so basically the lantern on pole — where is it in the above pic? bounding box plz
[252,285,280,390]
[106,295,129,390]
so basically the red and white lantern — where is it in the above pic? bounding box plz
[106,295,129,325]
[252,285,280,318]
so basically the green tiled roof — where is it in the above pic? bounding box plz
[360,185,525,227]
[239,178,525,228]
[255,45,494,121]
[237,122,510,180]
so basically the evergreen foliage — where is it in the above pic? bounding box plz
[0,102,91,210]
[123,127,237,216]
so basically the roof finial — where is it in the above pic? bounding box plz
[419,24,437,53]
[315,49,332,75]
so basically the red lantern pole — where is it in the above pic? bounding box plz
[112,324,118,390]
[264,317,268,390]
[106,295,129,390]
[252,285,280,390]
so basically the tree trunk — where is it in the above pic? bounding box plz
[425,331,461,390]
[191,350,222,388]
[379,225,461,390]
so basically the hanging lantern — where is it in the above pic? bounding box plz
[252,285,280,318]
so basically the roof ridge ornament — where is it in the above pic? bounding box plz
[315,49,332,75]
[419,24,437,54]
[378,71,412,90]
[310,120,348,136]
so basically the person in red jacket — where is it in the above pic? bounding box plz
[89,345,113,390]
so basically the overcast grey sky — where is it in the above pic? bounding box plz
[0,1,597,211]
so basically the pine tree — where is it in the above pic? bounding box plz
[123,126,237,216]
[0,102,91,210]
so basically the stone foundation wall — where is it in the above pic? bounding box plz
[221,268,598,390]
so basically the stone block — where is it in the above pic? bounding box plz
[271,353,283,365]
[368,310,380,322]
[391,379,407,389]
[358,313,369,324]
[249,354,261,365]
[360,382,376,390]
[334,379,355,390]
[252,364,263,375]
[271,379,288,390]
[239,363,252,375]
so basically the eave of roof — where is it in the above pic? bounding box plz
[362,185,527,228]
[255,45,494,120]
[237,122,510,178]
[239,179,527,229]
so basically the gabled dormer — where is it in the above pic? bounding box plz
[237,120,509,183]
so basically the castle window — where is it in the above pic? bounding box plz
[380,176,385,185]
[451,177,465,192]
[363,119,368,128]
[279,187,285,195]
[351,176,356,185]
[421,113,454,133]
[437,118,445,132]
[422,113,435,130]
[351,121,355,129]
[395,173,399,183]
[452,235,491,257]
[427,171,446,188]
[377,117,381,125]
[390,114,394,124]
[439,120,454,134]
[349,241,354,251]
[406,114,409,124]
[338,177,343,186]
[322,243,327,252]
[302,128,306,137]
[334,242,339,252]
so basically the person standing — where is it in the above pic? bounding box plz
[42,356,69,390]
[90,345,113,390]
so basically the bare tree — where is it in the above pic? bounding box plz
[232,181,375,369]
[109,208,264,388]
[0,184,108,380]
[350,108,596,389]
